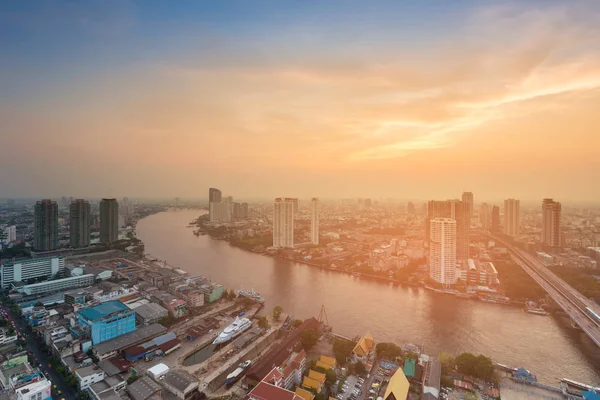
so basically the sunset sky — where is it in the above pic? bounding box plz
[2,1,600,202]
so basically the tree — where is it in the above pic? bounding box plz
[257,316,269,329]
[34,301,43,307]
[333,338,356,366]
[354,361,366,376]
[376,343,402,360]
[454,352,494,381]
[292,319,303,328]
[87,349,99,364]
[127,376,139,384]
[300,328,319,350]
[325,370,337,385]
[273,305,283,321]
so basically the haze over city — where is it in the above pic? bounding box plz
[2,1,600,201]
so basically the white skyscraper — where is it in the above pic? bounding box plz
[311,198,319,245]
[273,198,295,248]
[504,199,520,236]
[429,218,457,286]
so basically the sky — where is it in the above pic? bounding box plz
[1,1,600,202]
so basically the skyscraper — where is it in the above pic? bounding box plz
[542,198,562,247]
[426,200,470,263]
[34,199,59,251]
[504,199,520,237]
[273,198,294,248]
[100,198,119,245]
[311,198,319,245]
[480,203,490,229]
[429,218,457,286]
[70,199,91,248]
[491,205,501,232]
[407,202,416,215]
[462,192,474,216]
[208,188,222,220]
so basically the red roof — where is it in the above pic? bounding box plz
[294,350,306,363]
[248,382,303,400]
[109,358,131,373]
[264,368,284,385]
[282,364,295,379]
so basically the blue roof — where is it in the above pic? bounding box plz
[79,300,130,321]
[582,391,600,400]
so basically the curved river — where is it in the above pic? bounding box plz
[137,209,600,385]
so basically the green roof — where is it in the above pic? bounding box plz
[403,358,416,378]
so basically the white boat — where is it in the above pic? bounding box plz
[225,360,252,387]
[213,317,252,344]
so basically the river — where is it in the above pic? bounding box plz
[136,209,600,385]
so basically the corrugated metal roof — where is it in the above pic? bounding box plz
[79,300,130,321]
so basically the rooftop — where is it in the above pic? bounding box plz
[79,300,130,321]
[162,369,198,393]
[76,365,104,378]
[127,376,162,400]
[384,368,410,400]
[248,381,303,400]
[134,302,168,319]
[93,323,167,355]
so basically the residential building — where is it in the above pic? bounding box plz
[100,199,119,244]
[134,303,168,326]
[162,369,200,400]
[14,274,95,296]
[426,200,469,263]
[15,379,52,400]
[75,365,105,390]
[462,192,473,216]
[542,198,562,247]
[311,198,319,245]
[504,199,520,237]
[423,358,441,400]
[429,218,457,285]
[273,198,295,248]
[383,368,410,400]
[407,202,416,215]
[0,328,17,345]
[1,226,16,244]
[479,203,490,229]
[34,199,59,251]
[209,187,223,221]
[78,300,136,345]
[491,205,501,232]
[70,199,91,248]
[0,256,65,289]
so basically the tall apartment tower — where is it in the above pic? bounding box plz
[34,199,59,251]
[69,199,91,248]
[504,199,520,236]
[99,198,119,245]
[311,198,319,245]
[426,200,470,263]
[462,192,474,216]
[273,198,295,248]
[480,203,490,229]
[542,198,562,247]
[491,205,501,232]
[429,218,457,286]
[208,188,222,220]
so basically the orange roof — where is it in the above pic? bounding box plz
[308,370,326,384]
[302,377,322,392]
[319,355,336,367]
[316,361,332,370]
[352,332,374,356]
[295,388,314,400]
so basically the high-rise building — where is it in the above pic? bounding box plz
[208,188,222,220]
[210,200,231,222]
[273,198,294,248]
[0,225,16,244]
[429,218,457,285]
[426,200,469,263]
[232,202,250,219]
[34,199,59,251]
[542,198,562,247]
[70,199,91,248]
[491,205,501,232]
[504,199,520,237]
[364,198,372,208]
[407,202,416,215]
[99,198,119,244]
[241,202,249,219]
[462,192,474,216]
[311,198,319,245]
[78,300,136,344]
[479,203,490,229]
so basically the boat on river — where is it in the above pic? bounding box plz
[237,288,265,303]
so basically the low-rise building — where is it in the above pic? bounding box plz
[14,274,95,296]
[162,369,200,399]
[15,378,52,400]
[127,376,162,400]
[92,323,167,361]
[0,328,17,345]
[78,300,136,345]
[134,303,168,326]
[124,332,180,361]
[75,365,105,389]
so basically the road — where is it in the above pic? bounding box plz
[486,233,600,347]
[1,304,77,400]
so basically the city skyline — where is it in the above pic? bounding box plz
[2,1,600,201]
